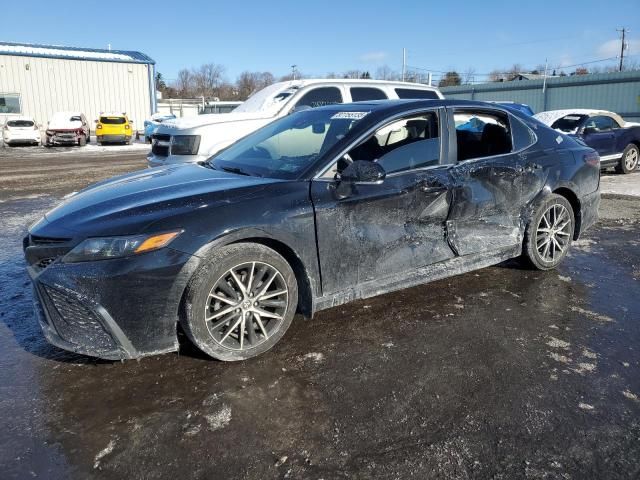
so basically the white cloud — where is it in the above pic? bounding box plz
[597,38,640,58]
[359,51,387,63]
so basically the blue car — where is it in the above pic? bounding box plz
[143,113,176,143]
[491,101,535,116]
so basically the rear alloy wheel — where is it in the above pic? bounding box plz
[523,194,575,270]
[181,243,298,361]
[616,144,639,174]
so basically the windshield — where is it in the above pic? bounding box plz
[209,108,369,179]
[7,120,34,128]
[551,115,587,133]
[233,82,300,114]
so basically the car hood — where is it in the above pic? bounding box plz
[36,164,281,237]
[161,111,275,130]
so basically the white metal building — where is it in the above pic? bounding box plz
[0,41,156,129]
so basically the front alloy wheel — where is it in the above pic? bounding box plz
[182,243,298,361]
[205,262,288,351]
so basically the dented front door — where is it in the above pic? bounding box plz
[311,168,456,295]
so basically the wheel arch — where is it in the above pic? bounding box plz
[189,228,316,318]
[552,186,582,240]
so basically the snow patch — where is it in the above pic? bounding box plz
[205,405,232,431]
[622,389,638,401]
[570,306,614,323]
[547,337,571,349]
[302,352,325,363]
[93,439,116,469]
[578,402,594,411]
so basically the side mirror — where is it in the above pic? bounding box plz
[290,104,312,114]
[312,122,326,134]
[94,119,98,124]
[583,126,597,135]
[340,160,386,183]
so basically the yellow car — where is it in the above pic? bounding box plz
[95,113,134,145]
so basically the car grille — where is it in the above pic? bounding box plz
[41,285,116,351]
[152,134,171,157]
[30,235,71,245]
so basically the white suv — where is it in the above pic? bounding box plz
[147,79,443,167]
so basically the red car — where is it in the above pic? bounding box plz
[45,112,90,147]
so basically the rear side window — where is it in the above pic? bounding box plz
[454,110,512,161]
[510,115,537,150]
[294,87,343,109]
[551,115,587,133]
[100,116,126,124]
[395,88,439,100]
[350,87,388,101]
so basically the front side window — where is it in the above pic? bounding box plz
[587,116,617,131]
[209,108,367,179]
[350,87,388,102]
[395,88,439,100]
[454,110,512,161]
[294,87,343,110]
[340,112,440,175]
[0,94,21,114]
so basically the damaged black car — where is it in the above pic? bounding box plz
[24,100,601,361]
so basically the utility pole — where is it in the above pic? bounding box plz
[617,27,628,72]
[402,48,406,82]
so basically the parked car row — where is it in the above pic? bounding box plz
[2,111,136,147]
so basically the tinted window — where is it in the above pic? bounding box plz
[7,120,34,128]
[454,110,512,161]
[395,88,439,100]
[0,94,21,114]
[100,116,126,124]
[347,112,440,174]
[350,87,388,101]
[294,87,343,109]
[510,115,536,150]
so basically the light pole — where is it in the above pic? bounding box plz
[291,65,298,81]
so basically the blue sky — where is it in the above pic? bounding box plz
[4,0,640,83]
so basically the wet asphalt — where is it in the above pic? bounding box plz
[1,148,639,479]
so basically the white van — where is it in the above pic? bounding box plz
[147,79,442,167]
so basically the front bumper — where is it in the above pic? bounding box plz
[47,133,80,145]
[97,134,130,143]
[25,245,199,360]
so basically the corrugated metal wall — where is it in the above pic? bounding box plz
[0,55,153,129]
[441,71,640,121]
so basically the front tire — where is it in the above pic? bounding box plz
[78,135,87,147]
[181,243,298,361]
[523,194,575,270]
[616,144,639,174]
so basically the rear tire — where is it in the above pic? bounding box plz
[523,194,575,270]
[181,243,298,361]
[615,144,639,174]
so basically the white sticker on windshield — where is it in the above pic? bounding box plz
[556,135,563,144]
[331,111,369,120]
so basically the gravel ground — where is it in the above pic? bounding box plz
[1,150,639,479]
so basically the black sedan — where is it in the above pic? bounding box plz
[24,100,600,361]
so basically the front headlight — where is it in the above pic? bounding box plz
[63,231,182,263]
[171,135,201,155]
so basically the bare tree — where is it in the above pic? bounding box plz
[193,63,226,98]
[174,69,194,97]
[375,65,397,80]
[462,68,476,85]
[489,69,505,82]
[438,71,461,87]
[236,71,275,100]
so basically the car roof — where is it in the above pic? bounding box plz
[312,98,517,115]
[267,78,441,90]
